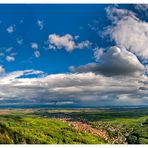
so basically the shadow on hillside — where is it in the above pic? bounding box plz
[0,114,23,121]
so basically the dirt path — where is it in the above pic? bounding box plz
[63,119,109,142]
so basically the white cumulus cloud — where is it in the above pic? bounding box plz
[105,7,148,59]
[0,70,147,106]
[49,34,75,52]
[6,56,15,62]
[34,50,40,58]
[31,42,38,49]
[6,25,15,33]
[93,47,104,61]
[76,40,92,49]
[70,46,144,77]
[48,33,91,52]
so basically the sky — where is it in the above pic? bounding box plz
[0,4,148,106]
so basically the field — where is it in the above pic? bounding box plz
[0,107,148,144]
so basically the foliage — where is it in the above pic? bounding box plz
[0,114,105,144]
[127,135,138,144]
[0,108,148,144]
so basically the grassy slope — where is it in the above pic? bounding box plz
[0,113,105,144]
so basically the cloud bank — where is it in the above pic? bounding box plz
[0,5,147,107]
[0,69,147,106]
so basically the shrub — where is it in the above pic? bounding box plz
[127,135,138,144]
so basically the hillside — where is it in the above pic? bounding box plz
[0,111,105,144]
[0,108,148,144]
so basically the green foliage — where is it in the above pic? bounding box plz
[127,135,138,144]
[139,138,148,144]
[0,108,148,144]
[0,134,14,144]
[0,114,105,144]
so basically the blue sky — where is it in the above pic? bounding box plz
[0,4,148,106]
[0,4,143,74]
[0,4,122,73]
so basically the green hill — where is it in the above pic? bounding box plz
[0,114,105,144]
